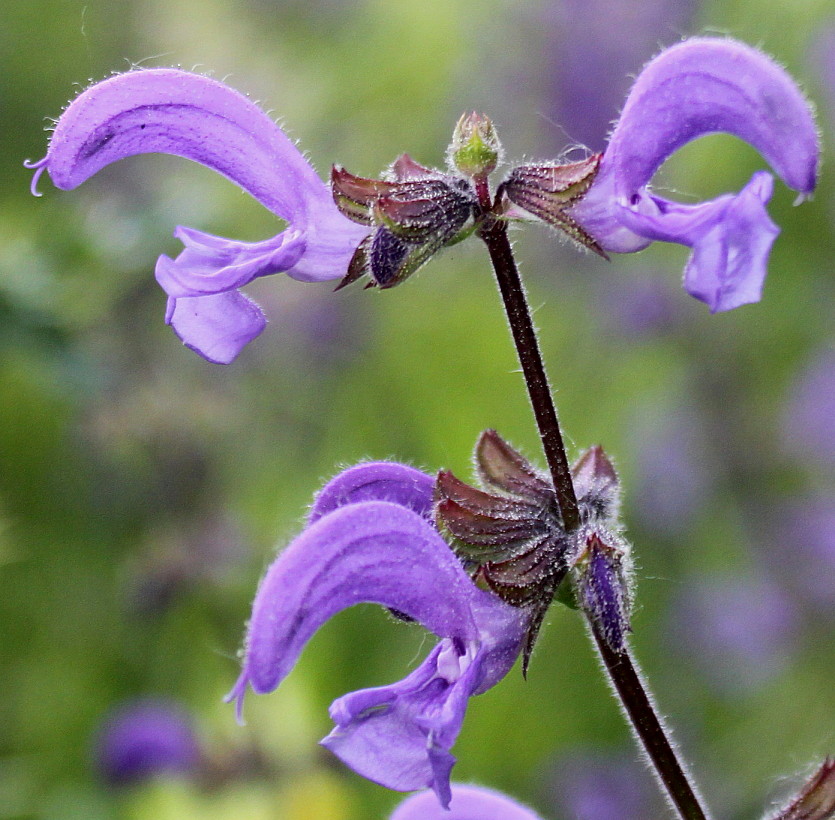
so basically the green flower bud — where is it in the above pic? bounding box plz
[448,112,502,179]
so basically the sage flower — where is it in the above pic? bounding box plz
[570,37,819,312]
[389,784,544,819]
[27,69,366,363]
[95,699,200,785]
[226,461,529,807]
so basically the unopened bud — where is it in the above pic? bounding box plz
[574,531,632,653]
[449,112,502,178]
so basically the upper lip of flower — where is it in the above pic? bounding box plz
[225,460,529,808]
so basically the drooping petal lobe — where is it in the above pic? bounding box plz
[308,461,435,524]
[571,37,819,310]
[389,784,544,820]
[322,591,526,806]
[164,290,267,365]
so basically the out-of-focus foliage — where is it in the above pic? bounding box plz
[1,1,833,818]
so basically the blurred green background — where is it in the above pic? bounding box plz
[1,1,833,818]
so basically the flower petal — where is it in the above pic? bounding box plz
[606,37,818,198]
[616,171,779,311]
[41,68,325,221]
[165,290,266,365]
[227,501,486,706]
[321,590,526,805]
[308,462,435,524]
[154,226,306,298]
[571,37,819,295]
[389,784,544,820]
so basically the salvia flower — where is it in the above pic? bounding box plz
[226,461,529,808]
[435,431,633,667]
[94,698,201,785]
[569,37,819,312]
[26,68,367,363]
[389,784,544,820]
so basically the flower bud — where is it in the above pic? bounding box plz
[573,531,632,654]
[448,112,503,178]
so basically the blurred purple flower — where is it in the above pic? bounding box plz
[390,784,544,820]
[545,748,660,820]
[544,0,698,151]
[782,348,835,473]
[571,38,819,313]
[226,462,529,808]
[669,573,799,693]
[95,699,200,785]
[28,69,367,364]
[808,20,835,130]
[630,403,711,535]
[596,269,682,339]
[771,495,835,613]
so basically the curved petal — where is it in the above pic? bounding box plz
[308,462,436,524]
[40,68,326,222]
[389,784,544,820]
[321,589,527,806]
[617,171,779,311]
[165,290,266,365]
[226,501,487,708]
[606,37,817,197]
[154,226,306,298]
[572,37,819,262]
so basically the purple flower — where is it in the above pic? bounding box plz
[543,0,698,151]
[94,699,201,785]
[782,347,835,473]
[668,572,799,694]
[389,784,544,820]
[545,748,661,820]
[27,69,367,364]
[771,495,835,613]
[571,37,819,313]
[226,462,529,807]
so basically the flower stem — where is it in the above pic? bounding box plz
[477,217,580,533]
[478,217,710,820]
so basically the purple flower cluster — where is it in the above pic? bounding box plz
[29,38,817,362]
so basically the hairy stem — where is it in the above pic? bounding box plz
[478,216,710,820]
[478,217,580,532]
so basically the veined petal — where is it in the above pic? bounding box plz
[165,290,266,365]
[308,462,435,524]
[227,501,486,707]
[39,68,328,222]
[389,784,544,820]
[571,37,818,305]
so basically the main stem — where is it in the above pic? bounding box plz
[478,217,710,820]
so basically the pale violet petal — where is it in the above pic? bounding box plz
[41,68,325,221]
[154,226,306,298]
[166,290,266,364]
[308,462,435,524]
[389,784,544,820]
